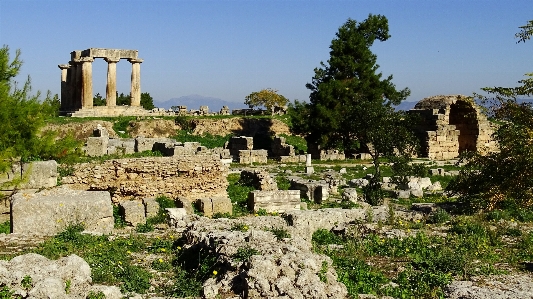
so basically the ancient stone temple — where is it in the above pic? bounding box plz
[58,48,148,117]
[409,95,498,160]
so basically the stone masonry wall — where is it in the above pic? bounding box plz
[61,155,228,201]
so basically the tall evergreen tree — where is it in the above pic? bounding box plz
[291,15,417,204]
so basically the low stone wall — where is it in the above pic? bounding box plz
[228,136,253,156]
[248,190,301,213]
[240,169,278,191]
[238,150,268,164]
[277,155,307,163]
[61,155,228,201]
[11,186,114,235]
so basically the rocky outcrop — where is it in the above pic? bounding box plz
[181,216,348,299]
[0,253,123,299]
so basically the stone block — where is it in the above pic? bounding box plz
[248,190,301,213]
[119,200,146,226]
[290,178,329,203]
[211,196,232,216]
[410,189,424,198]
[19,161,58,189]
[166,208,188,227]
[142,197,160,218]
[11,186,114,235]
[86,137,108,157]
[197,197,232,217]
[394,190,411,199]
[0,197,10,223]
[175,197,194,215]
[342,188,358,203]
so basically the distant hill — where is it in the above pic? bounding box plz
[155,95,249,112]
[393,101,417,111]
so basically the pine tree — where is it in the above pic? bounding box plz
[290,15,417,204]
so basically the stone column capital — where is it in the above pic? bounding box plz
[58,64,70,70]
[79,57,94,63]
[104,57,121,63]
[128,58,144,64]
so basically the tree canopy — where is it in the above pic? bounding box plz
[0,46,77,173]
[447,21,533,211]
[289,15,417,204]
[244,88,288,112]
[93,91,155,110]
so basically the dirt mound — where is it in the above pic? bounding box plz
[191,118,291,136]
[127,119,180,138]
[43,120,118,140]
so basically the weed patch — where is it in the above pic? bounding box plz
[0,221,9,234]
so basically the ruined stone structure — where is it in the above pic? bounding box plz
[58,48,147,117]
[61,155,228,201]
[409,95,498,160]
[308,143,346,161]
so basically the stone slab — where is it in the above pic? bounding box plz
[11,186,113,235]
[119,200,146,226]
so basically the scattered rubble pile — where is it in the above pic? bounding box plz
[0,253,123,299]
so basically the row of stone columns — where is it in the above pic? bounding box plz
[58,58,143,111]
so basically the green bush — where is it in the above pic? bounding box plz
[171,245,219,297]
[232,246,260,263]
[278,134,307,153]
[312,229,343,246]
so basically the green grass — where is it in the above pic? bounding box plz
[19,224,153,294]
[226,173,255,216]
[312,213,533,299]
[278,133,307,153]
[0,221,9,234]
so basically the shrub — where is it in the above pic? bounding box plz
[312,229,343,246]
[232,246,260,263]
[268,227,291,240]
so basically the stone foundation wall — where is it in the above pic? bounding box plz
[238,150,268,164]
[61,155,228,201]
[228,136,253,156]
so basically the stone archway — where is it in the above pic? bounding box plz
[449,101,479,153]
[409,95,498,160]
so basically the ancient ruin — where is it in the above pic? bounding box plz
[58,48,148,117]
[409,95,498,160]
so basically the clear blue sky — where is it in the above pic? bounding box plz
[1,0,531,106]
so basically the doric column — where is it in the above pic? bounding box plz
[128,58,143,107]
[58,64,70,111]
[105,57,120,107]
[70,60,82,110]
[80,57,94,108]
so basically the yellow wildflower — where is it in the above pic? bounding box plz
[213,270,218,275]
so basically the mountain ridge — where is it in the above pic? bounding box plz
[155,95,248,112]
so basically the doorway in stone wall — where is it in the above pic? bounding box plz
[449,100,479,153]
